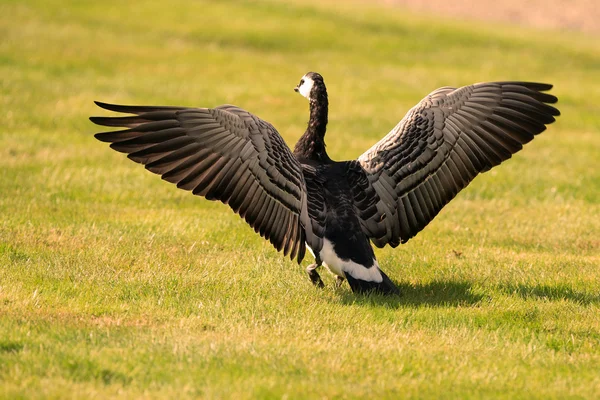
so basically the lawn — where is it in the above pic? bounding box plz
[1,0,599,398]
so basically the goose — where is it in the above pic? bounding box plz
[90,72,559,295]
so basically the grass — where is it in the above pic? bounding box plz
[1,0,599,398]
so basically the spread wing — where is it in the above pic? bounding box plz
[355,82,560,248]
[90,102,317,262]
[301,163,327,257]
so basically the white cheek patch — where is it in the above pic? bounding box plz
[298,75,314,99]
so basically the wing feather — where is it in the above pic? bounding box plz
[356,82,559,246]
[91,102,315,262]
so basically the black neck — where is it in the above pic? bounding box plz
[294,90,330,162]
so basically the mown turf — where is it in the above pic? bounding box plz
[1,0,599,398]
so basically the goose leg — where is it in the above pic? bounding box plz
[335,275,345,288]
[306,263,324,288]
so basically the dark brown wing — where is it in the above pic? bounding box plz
[355,82,560,247]
[90,102,316,262]
[300,163,327,257]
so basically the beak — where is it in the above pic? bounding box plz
[294,86,299,92]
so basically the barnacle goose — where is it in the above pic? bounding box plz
[91,72,559,295]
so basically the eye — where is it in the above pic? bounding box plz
[300,79,305,85]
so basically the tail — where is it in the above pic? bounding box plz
[345,269,400,296]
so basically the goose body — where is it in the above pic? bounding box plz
[91,72,559,295]
[301,160,394,293]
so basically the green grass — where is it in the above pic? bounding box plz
[1,0,599,398]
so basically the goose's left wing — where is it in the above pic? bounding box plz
[91,102,317,262]
[353,82,560,248]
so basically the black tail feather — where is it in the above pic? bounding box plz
[345,270,400,296]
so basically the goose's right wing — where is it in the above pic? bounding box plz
[355,82,560,248]
[91,102,316,262]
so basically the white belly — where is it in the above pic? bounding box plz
[309,239,383,283]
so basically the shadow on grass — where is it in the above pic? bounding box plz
[502,283,600,305]
[337,280,600,308]
[0,341,24,354]
[338,280,486,308]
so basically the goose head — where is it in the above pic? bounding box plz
[294,72,326,102]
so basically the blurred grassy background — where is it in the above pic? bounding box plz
[1,0,599,398]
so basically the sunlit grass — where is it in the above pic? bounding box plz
[1,0,599,398]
